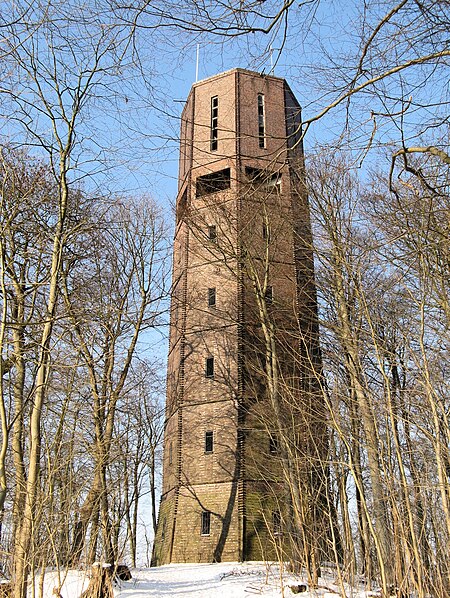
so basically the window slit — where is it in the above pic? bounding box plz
[258,94,265,148]
[211,96,218,151]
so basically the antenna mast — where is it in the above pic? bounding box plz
[195,44,200,82]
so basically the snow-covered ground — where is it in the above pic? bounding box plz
[119,563,299,598]
[38,562,381,598]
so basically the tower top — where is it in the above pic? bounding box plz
[192,67,287,88]
[182,68,301,126]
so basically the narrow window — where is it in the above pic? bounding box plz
[205,431,214,453]
[211,96,218,151]
[262,222,268,240]
[208,225,217,242]
[168,442,173,464]
[205,356,214,378]
[258,94,265,148]
[208,287,216,307]
[272,510,282,536]
[269,434,278,454]
[265,285,273,305]
[201,511,211,535]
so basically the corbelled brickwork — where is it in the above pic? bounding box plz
[152,69,325,565]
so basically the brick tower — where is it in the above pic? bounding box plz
[152,69,326,565]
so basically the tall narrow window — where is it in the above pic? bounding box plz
[258,94,265,148]
[265,285,273,305]
[205,431,214,453]
[208,225,217,242]
[205,356,214,378]
[201,511,211,535]
[168,442,173,464]
[211,96,218,151]
[208,287,216,307]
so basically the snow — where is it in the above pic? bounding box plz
[119,563,287,597]
[38,562,380,598]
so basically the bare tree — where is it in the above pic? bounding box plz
[306,149,450,596]
[0,2,164,591]
[113,361,164,566]
[60,195,167,565]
